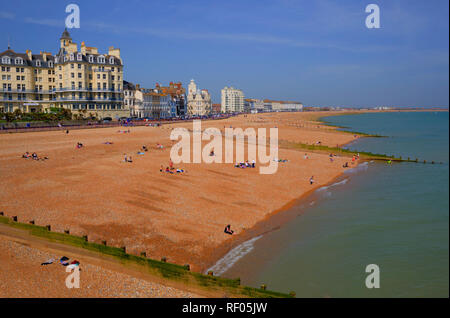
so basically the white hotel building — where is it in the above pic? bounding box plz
[221,86,244,113]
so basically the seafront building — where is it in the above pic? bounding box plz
[221,86,244,113]
[211,103,221,114]
[123,80,136,116]
[156,82,186,117]
[263,99,303,111]
[244,98,265,113]
[187,79,212,116]
[0,29,127,119]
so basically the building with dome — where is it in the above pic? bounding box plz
[186,79,211,116]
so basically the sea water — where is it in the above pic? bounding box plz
[221,111,449,297]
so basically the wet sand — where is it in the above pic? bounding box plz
[0,111,360,278]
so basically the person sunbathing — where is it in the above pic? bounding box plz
[22,152,30,158]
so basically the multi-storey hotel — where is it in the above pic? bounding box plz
[221,86,244,113]
[0,29,128,119]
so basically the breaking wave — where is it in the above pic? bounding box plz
[205,235,263,276]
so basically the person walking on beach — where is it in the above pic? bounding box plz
[309,176,315,185]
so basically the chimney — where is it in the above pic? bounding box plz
[40,51,47,62]
[108,46,121,59]
[26,49,32,60]
[80,41,86,54]
[136,84,140,90]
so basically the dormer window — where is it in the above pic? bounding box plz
[36,60,41,67]
[98,56,105,64]
[48,61,53,68]
[109,57,114,64]
[55,57,59,63]
[15,58,23,65]
[69,53,74,61]
[64,55,68,62]
[2,56,11,64]
[77,53,82,61]
[88,55,94,63]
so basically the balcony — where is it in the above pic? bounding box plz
[54,88,123,93]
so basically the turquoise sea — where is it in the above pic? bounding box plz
[220,111,449,297]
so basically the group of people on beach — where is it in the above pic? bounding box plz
[234,160,256,169]
[22,152,48,161]
[41,256,80,270]
[160,160,185,174]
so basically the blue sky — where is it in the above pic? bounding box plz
[0,0,448,107]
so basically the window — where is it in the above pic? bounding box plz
[15,58,23,65]
[88,55,94,63]
[48,61,53,68]
[36,60,41,67]
[77,53,82,61]
[78,73,82,78]
[71,73,74,78]
[1,57,10,64]
[98,56,105,63]
[109,57,114,64]
[71,64,74,69]
[78,64,81,69]
[70,53,74,61]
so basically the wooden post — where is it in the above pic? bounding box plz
[46,225,51,231]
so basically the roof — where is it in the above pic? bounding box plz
[60,28,72,40]
[123,80,135,91]
[0,49,55,68]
